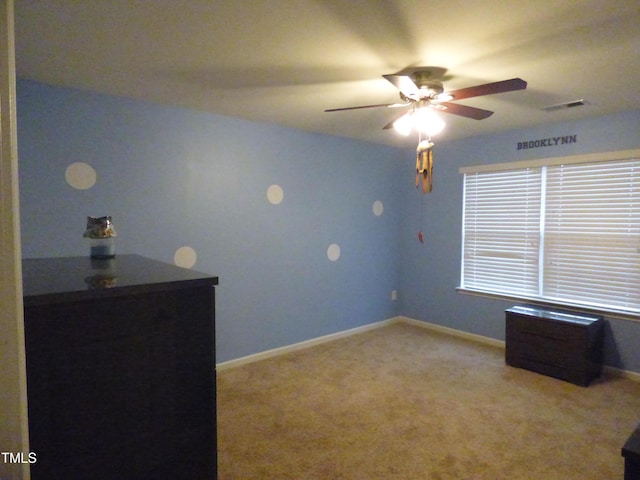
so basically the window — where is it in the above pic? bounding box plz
[460,150,640,315]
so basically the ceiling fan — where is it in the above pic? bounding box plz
[325,67,527,199]
[325,67,527,130]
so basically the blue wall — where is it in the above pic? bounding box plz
[17,79,640,373]
[398,110,640,373]
[17,80,404,363]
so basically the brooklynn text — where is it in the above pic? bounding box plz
[517,135,577,150]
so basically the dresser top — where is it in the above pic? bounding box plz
[22,254,218,306]
[506,305,602,326]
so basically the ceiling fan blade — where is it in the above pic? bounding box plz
[325,102,408,112]
[447,78,527,101]
[438,102,494,120]
[383,74,420,97]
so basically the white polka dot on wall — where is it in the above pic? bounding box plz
[373,200,384,216]
[327,243,341,262]
[267,184,284,205]
[174,246,197,269]
[65,162,97,190]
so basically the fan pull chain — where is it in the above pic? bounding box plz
[418,192,425,243]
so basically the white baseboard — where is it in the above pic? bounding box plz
[395,316,506,349]
[216,316,640,382]
[603,365,640,382]
[216,318,397,371]
[398,316,640,382]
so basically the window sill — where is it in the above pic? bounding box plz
[456,287,640,323]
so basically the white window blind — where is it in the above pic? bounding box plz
[460,153,640,315]
[544,160,640,311]
[462,168,542,296]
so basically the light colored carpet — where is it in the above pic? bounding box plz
[216,322,640,479]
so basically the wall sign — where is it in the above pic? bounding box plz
[517,134,577,151]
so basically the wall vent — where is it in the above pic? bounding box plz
[541,99,589,112]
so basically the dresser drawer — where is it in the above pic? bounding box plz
[506,350,594,386]
[506,314,586,353]
[506,339,590,370]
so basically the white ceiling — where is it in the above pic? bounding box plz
[14,0,640,147]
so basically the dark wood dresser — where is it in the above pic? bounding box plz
[623,423,640,480]
[505,305,604,386]
[622,424,640,480]
[22,255,218,479]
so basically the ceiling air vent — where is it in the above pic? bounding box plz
[541,99,589,112]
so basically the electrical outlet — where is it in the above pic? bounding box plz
[391,290,398,301]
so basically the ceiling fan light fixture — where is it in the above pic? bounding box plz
[392,112,413,136]
[393,108,445,137]
[415,108,445,136]
[434,92,454,102]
